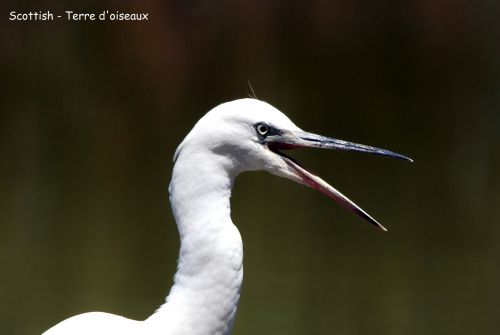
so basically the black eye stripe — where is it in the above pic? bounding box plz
[254,122,282,138]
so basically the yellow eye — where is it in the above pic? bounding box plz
[256,123,269,136]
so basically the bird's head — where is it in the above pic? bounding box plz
[175,98,412,231]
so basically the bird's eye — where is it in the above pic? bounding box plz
[256,123,269,136]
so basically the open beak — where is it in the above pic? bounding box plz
[266,130,412,231]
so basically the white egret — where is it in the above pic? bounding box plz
[43,99,411,335]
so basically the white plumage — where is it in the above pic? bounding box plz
[43,99,411,335]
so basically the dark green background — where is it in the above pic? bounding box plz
[1,1,499,334]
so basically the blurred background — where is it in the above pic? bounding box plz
[1,1,499,334]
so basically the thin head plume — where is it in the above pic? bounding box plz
[246,80,258,99]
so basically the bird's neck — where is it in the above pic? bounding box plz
[147,151,243,335]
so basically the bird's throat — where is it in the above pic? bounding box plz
[147,151,243,335]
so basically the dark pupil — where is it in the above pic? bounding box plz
[258,125,268,134]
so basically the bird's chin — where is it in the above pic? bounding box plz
[267,143,387,231]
